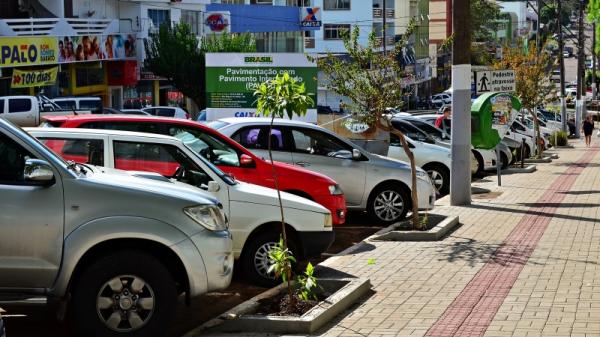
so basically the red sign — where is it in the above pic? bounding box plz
[107,60,138,86]
[205,14,228,32]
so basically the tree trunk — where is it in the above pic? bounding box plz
[530,110,543,158]
[267,115,294,305]
[377,118,420,229]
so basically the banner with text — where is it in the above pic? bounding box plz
[11,67,58,88]
[0,34,137,68]
[205,53,317,122]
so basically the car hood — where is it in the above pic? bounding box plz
[368,153,425,172]
[85,166,218,205]
[232,181,329,214]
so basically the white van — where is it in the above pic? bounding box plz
[52,96,102,114]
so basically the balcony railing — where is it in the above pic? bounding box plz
[373,8,395,19]
[0,18,120,36]
[373,8,383,19]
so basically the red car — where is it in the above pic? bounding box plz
[42,115,347,225]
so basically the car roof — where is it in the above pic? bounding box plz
[52,96,100,100]
[218,117,316,128]
[44,114,198,125]
[25,127,180,142]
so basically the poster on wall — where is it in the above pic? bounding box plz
[205,53,317,123]
[0,34,136,68]
[57,34,136,62]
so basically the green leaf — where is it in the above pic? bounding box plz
[367,258,376,265]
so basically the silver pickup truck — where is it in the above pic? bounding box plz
[0,118,233,337]
[0,95,90,127]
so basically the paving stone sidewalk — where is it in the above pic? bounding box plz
[197,138,600,337]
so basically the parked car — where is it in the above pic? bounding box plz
[389,118,455,194]
[431,93,452,108]
[407,114,507,171]
[41,115,347,225]
[197,109,207,122]
[0,118,233,337]
[28,127,334,286]
[120,109,151,115]
[0,95,89,127]
[212,118,437,225]
[52,96,102,114]
[142,106,188,119]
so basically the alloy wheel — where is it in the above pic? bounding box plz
[96,275,155,332]
[373,190,405,222]
[253,242,278,280]
[426,170,444,193]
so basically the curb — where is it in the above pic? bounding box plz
[369,215,459,241]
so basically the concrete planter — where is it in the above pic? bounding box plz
[502,164,537,174]
[524,156,553,163]
[194,278,371,335]
[370,214,459,241]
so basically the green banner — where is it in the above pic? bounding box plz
[205,66,317,109]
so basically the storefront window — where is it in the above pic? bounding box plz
[124,82,153,109]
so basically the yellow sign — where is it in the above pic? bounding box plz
[11,67,58,88]
[0,36,58,68]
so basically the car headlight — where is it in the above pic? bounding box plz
[328,184,343,195]
[324,213,332,228]
[184,205,228,231]
[416,170,429,181]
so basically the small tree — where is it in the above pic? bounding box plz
[254,72,314,304]
[312,25,424,229]
[494,42,556,158]
[144,23,256,110]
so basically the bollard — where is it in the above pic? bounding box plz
[496,146,502,186]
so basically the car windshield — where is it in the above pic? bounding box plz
[181,142,236,185]
[167,125,241,167]
[206,120,230,130]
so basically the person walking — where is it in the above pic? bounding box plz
[582,115,595,147]
[435,106,452,134]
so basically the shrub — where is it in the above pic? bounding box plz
[549,131,568,147]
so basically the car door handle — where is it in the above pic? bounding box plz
[295,161,310,167]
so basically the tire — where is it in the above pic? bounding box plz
[473,151,484,176]
[241,231,298,287]
[71,250,177,337]
[500,152,509,169]
[367,184,410,225]
[423,163,450,195]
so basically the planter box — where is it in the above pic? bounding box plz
[502,165,537,174]
[197,278,371,335]
[370,214,459,241]
[524,156,552,163]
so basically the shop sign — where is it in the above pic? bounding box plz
[205,53,317,123]
[204,12,230,34]
[11,67,58,88]
[300,7,322,30]
[0,37,58,67]
[0,34,137,68]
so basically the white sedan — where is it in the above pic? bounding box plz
[27,127,333,287]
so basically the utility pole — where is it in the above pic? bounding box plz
[593,22,597,100]
[536,0,541,51]
[450,0,471,206]
[558,0,567,132]
[576,0,586,138]
[382,0,387,55]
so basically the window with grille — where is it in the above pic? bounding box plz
[324,0,350,10]
[324,24,350,39]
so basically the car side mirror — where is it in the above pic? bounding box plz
[207,181,220,193]
[352,149,362,160]
[240,154,255,167]
[24,159,55,185]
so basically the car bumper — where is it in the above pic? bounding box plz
[417,178,436,210]
[296,230,335,258]
[313,194,347,226]
[173,229,233,297]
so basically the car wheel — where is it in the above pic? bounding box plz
[71,250,177,337]
[473,151,484,176]
[367,184,410,225]
[423,163,450,195]
[241,231,298,287]
[509,148,517,165]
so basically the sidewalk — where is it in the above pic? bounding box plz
[198,138,600,337]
